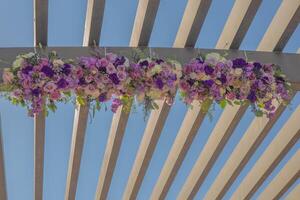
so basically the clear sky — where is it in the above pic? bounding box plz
[0,0,299,200]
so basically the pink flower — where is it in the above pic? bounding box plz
[50,90,61,100]
[106,63,116,74]
[117,71,127,81]
[22,79,32,89]
[44,82,57,93]
[226,92,236,100]
[98,58,109,67]
[84,85,100,98]
[3,70,14,84]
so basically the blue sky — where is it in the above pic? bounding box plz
[0,0,299,200]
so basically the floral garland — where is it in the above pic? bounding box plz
[0,51,291,118]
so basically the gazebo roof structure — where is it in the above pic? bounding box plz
[0,0,299,200]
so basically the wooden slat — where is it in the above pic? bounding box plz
[122,100,171,200]
[150,102,208,200]
[33,0,48,199]
[230,105,300,200]
[257,0,300,51]
[177,104,248,200]
[65,1,105,199]
[64,105,89,200]
[94,107,131,200]
[216,0,262,49]
[204,1,300,198]
[285,184,300,200]
[258,150,300,200]
[173,0,212,48]
[0,115,7,200]
[123,1,211,198]
[129,0,160,47]
[83,0,105,46]
[177,1,262,199]
[95,1,160,199]
[34,0,48,46]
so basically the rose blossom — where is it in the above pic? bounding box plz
[3,70,14,84]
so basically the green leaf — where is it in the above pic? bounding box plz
[219,99,227,109]
[255,110,264,117]
[76,96,85,105]
[152,101,159,110]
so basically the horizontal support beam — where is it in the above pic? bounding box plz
[0,47,300,88]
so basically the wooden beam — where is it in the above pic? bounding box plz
[34,0,48,46]
[64,105,89,200]
[122,100,171,200]
[150,102,208,200]
[129,0,160,47]
[285,184,300,200]
[204,1,300,198]
[95,1,160,199]
[83,0,105,46]
[230,105,300,200]
[94,107,131,200]
[177,104,248,200]
[123,1,211,198]
[257,0,300,51]
[173,0,212,47]
[0,115,7,200]
[0,48,300,86]
[65,1,105,199]
[257,150,300,200]
[216,0,262,49]
[177,1,262,199]
[33,1,48,199]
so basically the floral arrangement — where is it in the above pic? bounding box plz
[0,52,76,116]
[0,51,291,118]
[128,57,181,116]
[74,53,132,113]
[179,53,291,117]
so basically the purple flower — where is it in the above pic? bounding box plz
[57,78,68,88]
[219,74,227,84]
[203,79,214,87]
[232,58,247,68]
[98,93,107,102]
[109,73,120,85]
[79,77,86,85]
[41,65,54,77]
[22,65,33,75]
[204,65,214,75]
[155,78,164,89]
[247,90,257,102]
[253,62,262,71]
[196,58,204,63]
[99,66,107,73]
[139,60,149,67]
[114,56,126,66]
[62,64,71,75]
[31,88,40,97]
[156,59,164,64]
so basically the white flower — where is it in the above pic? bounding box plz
[205,53,226,65]
[234,68,243,76]
[53,59,64,67]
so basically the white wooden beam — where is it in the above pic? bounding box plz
[230,105,300,200]
[257,150,300,200]
[95,1,160,199]
[257,0,300,51]
[177,1,262,199]
[64,105,89,200]
[33,0,48,199]
[83,0,105,46]
[177,104,248,200]
[0,115,7,200]
[204,1,300,198]
[150,102,208,200]
[129,0,160,47]
[285,184,300,200]
[216,0,262,49]
[65,1,105,199]
[123,1,211,198]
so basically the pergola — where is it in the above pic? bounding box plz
[0,0,299,200]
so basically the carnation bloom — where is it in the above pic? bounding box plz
[44,82,57,93]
